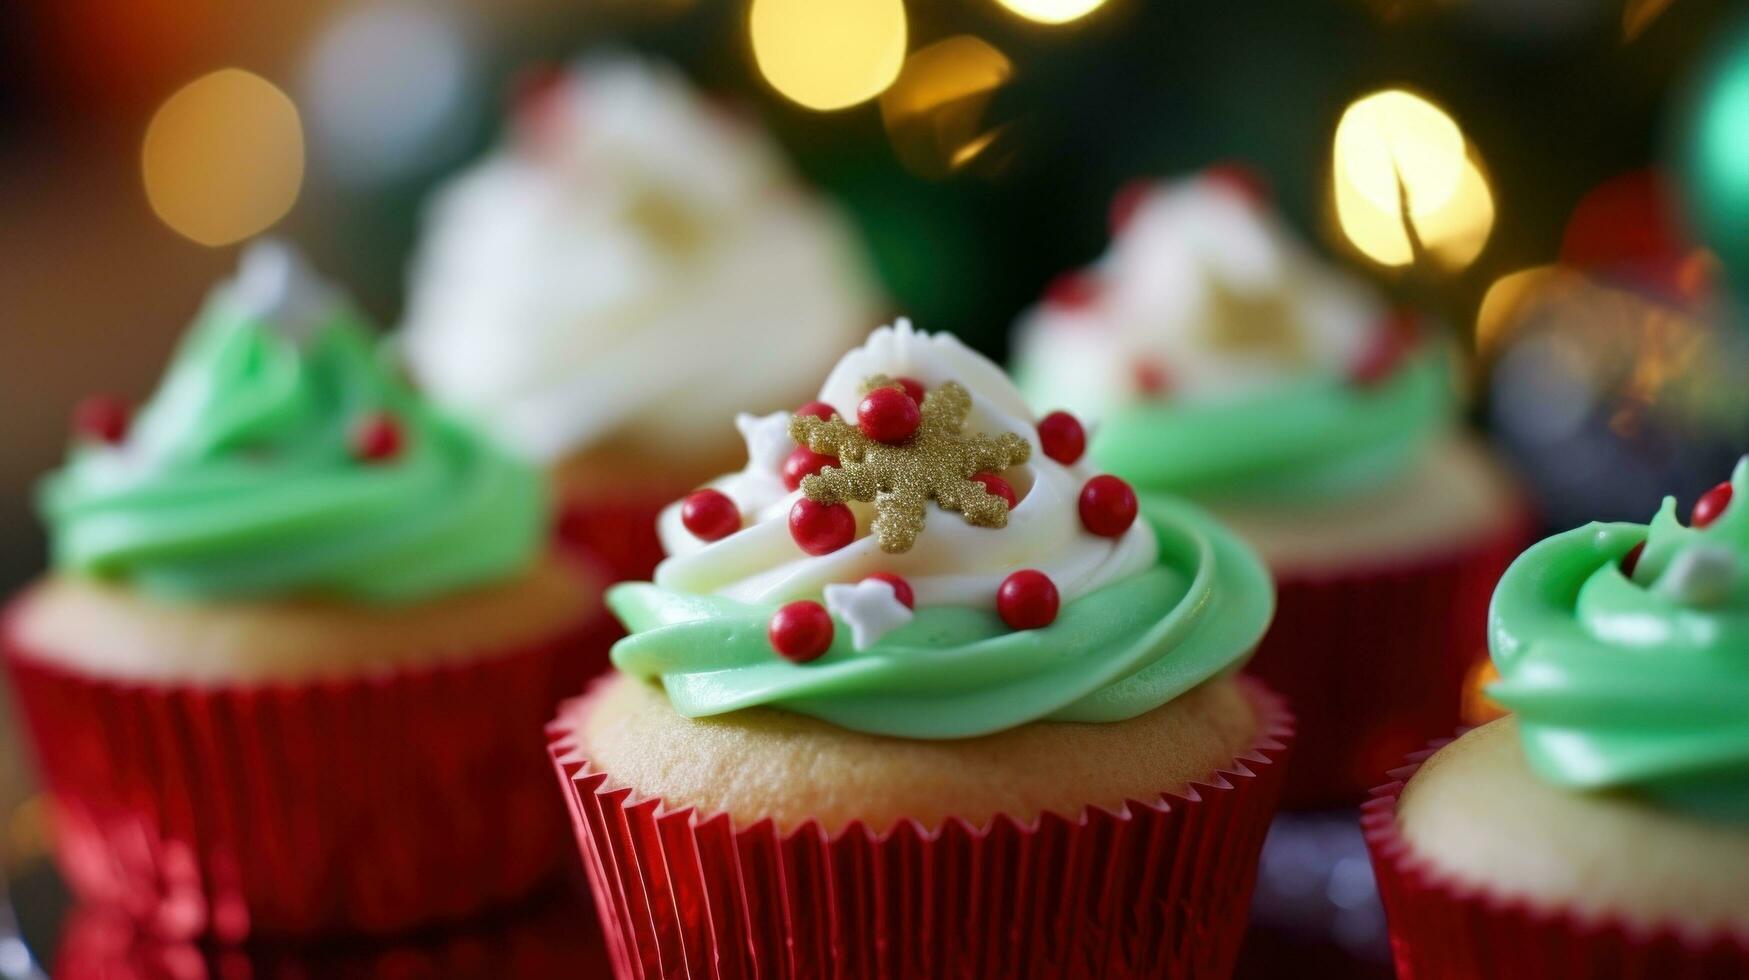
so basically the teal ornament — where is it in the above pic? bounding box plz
[1675,12,1749,309]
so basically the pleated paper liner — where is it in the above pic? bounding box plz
[548,678,1294,980]
[3,599,620,943]
[1362,743,1749,980]
[1243,510,1529,809]
[52,883,613,980]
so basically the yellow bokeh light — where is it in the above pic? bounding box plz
[994,0,1109,25]
[750,0,907,111]
[143,69,304,247]
[879,36,1013,177]
[1332,89,1495,271]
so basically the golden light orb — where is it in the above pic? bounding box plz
[1332,88,1495,272]
[750,0,907,111]
[994,0,1109,25]
[879,35,1013,177]
[142,69,304,247]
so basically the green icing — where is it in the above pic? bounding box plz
[40,283,546,604]
[1488,458,1749,823]
[1035,347,1452,503]
[607,494,1273,739]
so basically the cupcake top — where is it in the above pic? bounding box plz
[400,56,879,464]
[607,319,1273,739]
[40,242,546,605]
[1488,457,1749,822]
[1011,170,1453,502]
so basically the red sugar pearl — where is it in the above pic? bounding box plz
[1621,540,1646,578]
[73,395,131,445]
[864,572,915,609]
[1037,411,1086,465]
[1692,481,1733,528]
[857,386,921,444]
[1044,272,1100,311]
[351,412,403,462]
[769,601,834,663]
[681,489,741,541]
[1108,179,1153,234]
[1133,360,1172,397]
[971,472,1018,509]
[1079,475,1138,537]
[1203,161,1271,206]
[789,498,856,555]
[892,377,926,404]
[796,400,837,421]
[998,569,1059,631]
[782,446,839,492]
[1349,312,1418,387]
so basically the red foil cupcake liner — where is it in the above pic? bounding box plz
[1243,513,1528,808]
[547,678,1293,980]
[556,494,672,584]
[3,601,620,942]
[1363,743,1749,980]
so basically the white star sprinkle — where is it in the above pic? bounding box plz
[823,578,915,651]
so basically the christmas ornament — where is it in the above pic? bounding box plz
[789,497,857,555]
[971,472,1017,508]
[74,396,131,445]
[782,446,839,492]
[1078,475,1138,537]
[1692,481,1732,528]
[1037,411,1086,465]
[769,600,834,662]
[681,489,741,541]
[998,569,1059,630]
[1676,12,1749,309]
[792,378,1032,553]
[857,384,922,444]
[351,411,403,462]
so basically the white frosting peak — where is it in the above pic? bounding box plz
[226,239,338,341]
[654,320,1158,610]
[1013,173,1386,418]
[400,56,880,462]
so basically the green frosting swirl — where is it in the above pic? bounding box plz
[607,495,1273,739]
[1035,347,1452,503]
[1488,458,1749,823]
[40,279,546,604]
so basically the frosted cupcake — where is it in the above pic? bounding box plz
[1012,170,1527,805]
[1365,460,1749,978]
[549,320,1291,978]
[3,244,613,940]
[400,56,881,581]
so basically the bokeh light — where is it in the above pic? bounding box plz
[1332,88,1494,271]
[142,68,304,246]
[994,0,1109,25]
[879,36,1014,178]
[751,0,907,111]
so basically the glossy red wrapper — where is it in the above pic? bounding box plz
[1243,512,1527,808]
[555,493,673,584]
[1363,744,1749,980]
[3,601,619,942]
[548,678,1293,980]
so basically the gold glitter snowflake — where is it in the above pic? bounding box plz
[789,376,1032,553]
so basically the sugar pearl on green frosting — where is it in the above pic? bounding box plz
[1488,456,1749,823]
[39,244,546,604]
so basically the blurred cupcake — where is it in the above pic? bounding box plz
[1365,461,1749,978]
[549,319,1291,979]
[400,56,882,581]
[1012,169,1528,806]
[3,243,613,940]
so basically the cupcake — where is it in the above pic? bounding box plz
[1012,169,1528,806]
[400,56,882,582]
[1364,461,1749,978]
[3,243,614,940]
[549,319,1292,979]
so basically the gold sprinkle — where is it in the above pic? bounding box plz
[791,377,1031,553]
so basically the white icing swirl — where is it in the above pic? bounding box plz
[655,320,1158,609]
[400,56,880,462]
[1012,172,1385,419]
